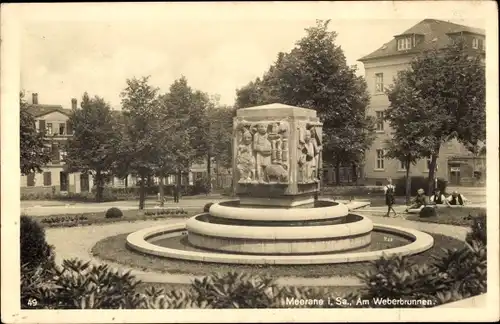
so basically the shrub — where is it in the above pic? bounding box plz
[419,206,437,218]
[356,237,487,307]
[20,215,55,270]
[191,272,275,308]
[105,207,123,219]
[203,203,214,213]
[21,259,145,309]
[394,176,447,196]
[465,213,486,246]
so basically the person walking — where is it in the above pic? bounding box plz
[173,185,179,203]
[384,178,397,217]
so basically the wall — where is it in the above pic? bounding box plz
[361,55,480,185]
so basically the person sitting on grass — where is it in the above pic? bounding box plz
[429,188,451,207]
[405,188,429,213]
[447,191,468,206]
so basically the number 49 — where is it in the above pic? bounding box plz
[27,298,38,307]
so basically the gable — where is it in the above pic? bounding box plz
[37,111,70,122]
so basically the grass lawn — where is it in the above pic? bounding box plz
[92,232,467,279]
[33,208,196,228]
[406,206,486,227]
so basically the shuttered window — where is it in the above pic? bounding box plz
[39,120,46,134]
[67,121,73,135]
[27,173,35,187]
[51,143,60,163]
[43,172,52,186]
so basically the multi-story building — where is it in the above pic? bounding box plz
[20,93,92,195]
[20,93,229,195]
[358,19,486,186]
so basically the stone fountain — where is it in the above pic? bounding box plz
[127,104,434,264]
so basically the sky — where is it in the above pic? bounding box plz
[18,2,488,109]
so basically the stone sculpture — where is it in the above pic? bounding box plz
[253,123,273,183]
[235,119,290,184]
[236,128,255,182]
[297,124,321,183]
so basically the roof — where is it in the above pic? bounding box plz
[26,104,72,117]
[358,19,485,62]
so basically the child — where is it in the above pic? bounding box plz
[384,178,397,217]
[405,188,428,213]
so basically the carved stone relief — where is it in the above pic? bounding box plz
[297,122,322,184]
[235,120,290,184]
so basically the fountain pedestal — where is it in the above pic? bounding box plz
[233,103,323,207]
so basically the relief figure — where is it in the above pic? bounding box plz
[236,129,255,182]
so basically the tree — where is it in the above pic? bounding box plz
[385,38,485,194]
[65,93,119,202]
[156,77,206,199]
[20,92,50,175]
[235,20,375,184]
[120,76,160,209]
[205,103,235,189]
[385,71,432,203]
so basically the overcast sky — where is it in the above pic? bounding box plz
[18,2,488,109]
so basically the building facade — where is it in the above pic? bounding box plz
[20,93,227,195]
[358,19,486,186]
[20,93,92,196]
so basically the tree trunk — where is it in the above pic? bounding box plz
[159,176,165,207]
[405,160,411,205]
[335,161,341,186]
[176,170,182,198]
[351,162,358,185]
[95,171,103,202]
[207,154,212,193]
[125,175,128,188]
[139,175,145,210]
[427,152,439,195]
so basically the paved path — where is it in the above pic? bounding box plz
[22,199,370,217]
[44,209,468,287]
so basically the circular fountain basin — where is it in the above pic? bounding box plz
[126,217,434,265]
[186,213,373,254]
[209,199,349,222]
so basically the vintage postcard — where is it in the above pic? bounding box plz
[1,1,499,323]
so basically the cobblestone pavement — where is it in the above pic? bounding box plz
[44,209,468,286]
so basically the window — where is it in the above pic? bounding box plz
[116,178,125,186]
[399,160,406,171]
[375,111,385,131]
[59,123,66,135]
[472,38,479,49]
[375,73,384,93]
[425,158,438,171]
[59,149,67,161]
[478,38,485,50]
[397,37,412,51]
[43,172,51,186]
[376,149,385,170]
[27,173,35,187]
[46,123,53,135]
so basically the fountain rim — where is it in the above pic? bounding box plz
[209,199,349,222]
[126,219,434,265]
[185,213,373,240]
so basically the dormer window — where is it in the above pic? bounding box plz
[397,37,412,51]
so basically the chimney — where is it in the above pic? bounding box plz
[71,98,77,110]
[32,93,38,105]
